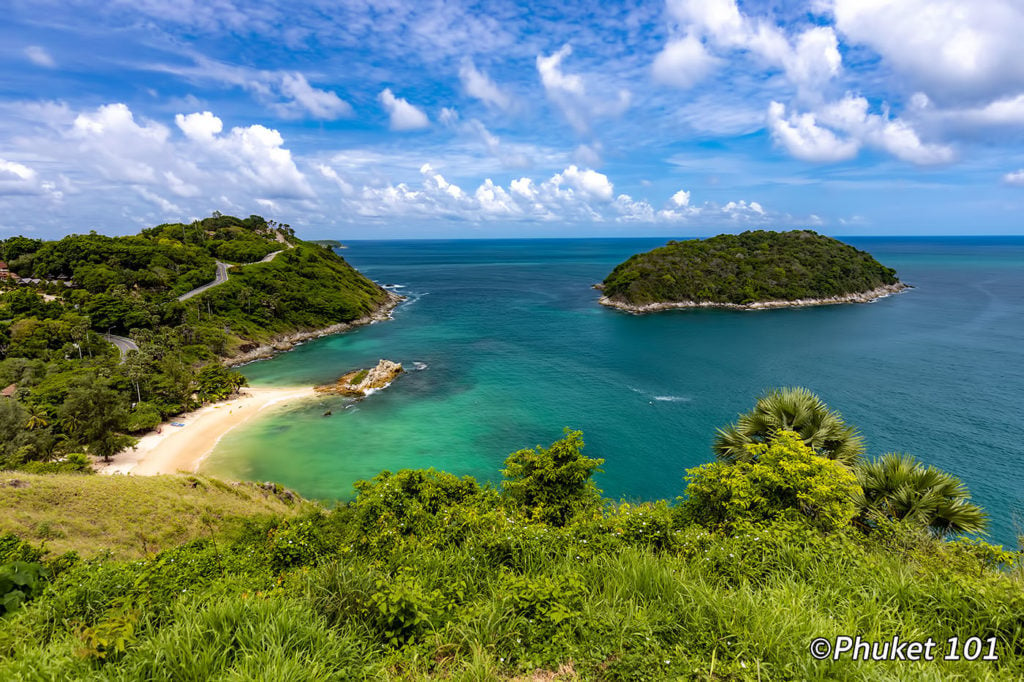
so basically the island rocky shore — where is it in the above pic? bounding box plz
[225,290,404,366]
[599,282,909,314]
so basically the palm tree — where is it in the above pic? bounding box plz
[854,453,987,536]
[714,387,864,466]
[25,406,49,431]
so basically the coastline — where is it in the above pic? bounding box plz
[598,282,909,314]
[98,386,316,476]
[224,290,404,367]
[101,289,405,476]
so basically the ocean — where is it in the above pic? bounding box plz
[203,237,1024,547]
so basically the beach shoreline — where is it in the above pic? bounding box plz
[97,386,317,476]
[100,289,405,476]
[598,282,909,314]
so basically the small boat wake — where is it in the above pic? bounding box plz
[629,386,691,403]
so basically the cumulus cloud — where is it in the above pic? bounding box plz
[768,98,953,165]
[830,0,1024,102]
[666,0,842,94]
[0,158,62,199]
[0,101,315,227]
[338,163,780,227]
[652,34,720,89]
[24,46,56,68]
[537,45,630,134]
[378,88,430,131]
[458,60,511,110]
[1004,170,1024,186]
[174,110,223,140]
[767,101,859,163]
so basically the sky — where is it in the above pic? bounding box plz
[2,0,1024,239]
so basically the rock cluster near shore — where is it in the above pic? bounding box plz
[316,359,404,397]
[224,291,404,367]
[599,282,910,314]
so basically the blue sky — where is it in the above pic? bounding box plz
[2,0,1024,238]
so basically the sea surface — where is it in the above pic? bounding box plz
[204,237,1024,546]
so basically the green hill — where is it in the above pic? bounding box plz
[601,230,904,311]
[0,214,394,471]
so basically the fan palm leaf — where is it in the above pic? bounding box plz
[714,387,864,466]
[855,452,987,536]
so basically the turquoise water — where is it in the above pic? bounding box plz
[205,238,1024,546]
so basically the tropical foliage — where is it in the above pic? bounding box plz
[856,452,988,536]
[714,387,865,465]
[602,230,901,306]
[0,417,1016,680]
[0,214,389,469]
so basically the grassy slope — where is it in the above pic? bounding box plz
[0,470,1021,680]
[0,472,314,559]
[602,230,901,306]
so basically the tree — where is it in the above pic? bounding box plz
[680,430,861,533]
[714,387,864,466]
[854,453,987,537]
[501,429,604,526]
[58,375,133,462]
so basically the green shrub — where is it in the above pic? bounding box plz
[678,431,861,533]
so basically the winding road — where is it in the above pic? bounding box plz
[101,239,292,361]
[102,333,139,363]
[178,261,231,302]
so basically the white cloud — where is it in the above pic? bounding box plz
[458,60,511,110]
[174,111,223,140]
[818,96,954,165]
[0,158,61,200]
[378,88,430,131]
[666,0,842,93]
[768,98,953,165]
[1004,170,1024,186]
[149,57,353,120]
[555,164,614,201]
[670,189,691,207]
[0,102,314,228]
[278,73,353,119]
[768,101,859,163]
[316,164,354,196]
[24,46,56,68]
[652,34,720,89]
[831,0,1024,102]
[537,45,630,134]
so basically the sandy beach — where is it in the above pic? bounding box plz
[98,386,316,476]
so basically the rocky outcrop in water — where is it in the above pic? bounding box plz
[315,359,403,397]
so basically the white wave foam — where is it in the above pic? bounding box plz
[653,395,690,402]
[412,362,428,370]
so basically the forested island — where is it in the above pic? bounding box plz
[1,388,1018,679]
[0,214,397,471]
[599,230,906,313]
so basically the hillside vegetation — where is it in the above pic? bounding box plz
[601,230,902,308]
[0,214,390,471]
[0,473,315,559]
[0,390,1018,680]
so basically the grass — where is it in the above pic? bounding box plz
[0,472,314,559]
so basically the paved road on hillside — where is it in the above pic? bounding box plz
[176,245,289,302]
[102,333,139,364]
[177,261,230,302]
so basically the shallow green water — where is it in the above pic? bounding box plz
[204,237,1024,546]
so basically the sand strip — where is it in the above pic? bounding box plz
[98,386,316,476]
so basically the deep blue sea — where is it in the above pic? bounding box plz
[204,237,1024,547]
